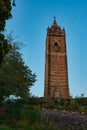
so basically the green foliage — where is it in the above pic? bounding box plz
[0,34,11,67]
[75,97,87,106]
[28,97,41,105]
[0,126,15,130]
[6,103,22,123]
[41,101,56,109]
[0,34,36,102]
[0,0,15,31]
[20,106,40,123]
[16,120,29,129]
[1,97,87,130]
[54,98,66,106]
[0,101,58,130]
[0,0,15,67]
[64,103,79,111]
[0,102,41,129]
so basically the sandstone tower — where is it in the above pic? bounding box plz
[44,17,69,98]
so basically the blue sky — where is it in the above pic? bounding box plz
[6,0,87,97]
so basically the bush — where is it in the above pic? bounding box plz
[0,125,15,130]
[54,98,66,106]
[41,102,56,109]
[5,103,22,127]
[16,120,29,129]
[20,106,40,124]
[64,103,79,111]
[1,98,87,130]
[75,97,87,106]
[0,102,40,128]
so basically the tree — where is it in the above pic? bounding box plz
[0,0,15,31]
[0,34,36,102]
[0,0,15,67]
[0,34,11,67]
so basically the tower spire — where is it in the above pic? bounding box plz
[54,16,56,20]
[53,16,57,27]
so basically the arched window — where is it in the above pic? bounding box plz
[54,42,59,52]
[54,42,58,47]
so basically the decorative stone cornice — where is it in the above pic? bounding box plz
[47,17,65,36]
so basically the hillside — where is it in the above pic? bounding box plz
[41,108,87,130]
[0,98,87,130]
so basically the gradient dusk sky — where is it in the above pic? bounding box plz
[6,0,87,97]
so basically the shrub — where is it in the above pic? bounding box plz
[0,125,15,130]
[5,103,22,127]
[75,97,87,106]
[20,106,40,124]
[64,103,79,111]
[41,102,56,109]
[2,102,40,128]
[16,120,29,129]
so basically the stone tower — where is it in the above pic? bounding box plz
[44,17,69,98]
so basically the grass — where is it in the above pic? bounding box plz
[0,125,15,130]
